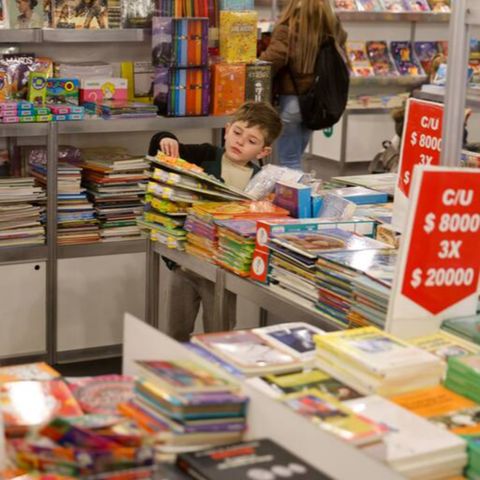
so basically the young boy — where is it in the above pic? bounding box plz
[148,101,283,341]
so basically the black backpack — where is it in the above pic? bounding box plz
[291,38,350,131]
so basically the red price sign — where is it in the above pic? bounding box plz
[398,99,444,198]
[402,169,480,314]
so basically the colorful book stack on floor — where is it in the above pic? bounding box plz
[314,327,445,396]
[445,355,480,404]
[81,151,149,242]
[0,177,45,247]
[121,359,248,447]
[344,395,467,479]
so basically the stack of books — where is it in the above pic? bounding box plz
[191,330,303,377]
[464,435,480,480]
[345,395,467,479]
[82,154,149,242]
[267,228,389,314]
[93,100,158,120]
[445,355,480,404]
[0,177,45,247]
[122,359,248,448]
[442,314,480,345]
[314,327,445,396]
[315,249,396,329]
[391,385,480,436]
[214,219,257,277]
[30,159,100,245]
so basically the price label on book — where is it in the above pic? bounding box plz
[398,99,444,198]
[387,166,480,338]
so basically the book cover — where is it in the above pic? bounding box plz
[390,41,424,76]
[249,368,363,400]
[120,61,154,104]
[0,362,60,382]
[334,0,357,10]
[136,360,233,393]
[192,330,303,375]
[7,0,43,28]
[345,395,466,467]
[347,41,375,78]
[177,439,331,479]
[403,0,430,11]
[381,0,406,11]
[211,63,246,115]
[245,62,272,103]
[219,11,257,64]
[253,322,325,360]
[152,15,173,67]
[46,78,80,105]
[366,41,398,76]
[53,0,108,29]
[356,0,382,11]
[1,380,83,434]
[271,228,390,260]
[283,389,385,445]
[410,332,480,361]
[414,41,440,74]
[428,0,449,12]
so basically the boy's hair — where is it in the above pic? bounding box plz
[232,101,282,146]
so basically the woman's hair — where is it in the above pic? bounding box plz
[278,0,343,74]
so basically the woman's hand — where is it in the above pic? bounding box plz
[159,138,180,158]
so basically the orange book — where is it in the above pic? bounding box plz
[211,63,246,115]
[391,385,480,435]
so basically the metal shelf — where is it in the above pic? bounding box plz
[224,272,341,332]
[58,239,147,259]
[0,245,48,264]
[350,75,427,88]
[0,123,49,137]
[58,116,230,134]
[153,242,218,282]
[42,28,148,43]
[0,29,42,43]
[414,88,480,110]
[346,107,394,115]
[337,11,450,22]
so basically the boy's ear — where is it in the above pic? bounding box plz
[256,145,272,160]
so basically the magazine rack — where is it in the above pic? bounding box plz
[123,313,404,480]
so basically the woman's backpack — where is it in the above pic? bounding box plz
[369,140,400,174]
[292,38,350,131]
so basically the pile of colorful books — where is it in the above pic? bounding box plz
[315,248,396,328]
[82,151,149,242]
[122,359,249,448]
[314,327,445,396]
[0,177,45,247]
[335,0,449,14]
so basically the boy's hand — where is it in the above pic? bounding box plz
[159,138,180,158]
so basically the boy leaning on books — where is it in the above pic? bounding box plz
[148,101,283,341]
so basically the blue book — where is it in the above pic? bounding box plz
[274,181,312,218]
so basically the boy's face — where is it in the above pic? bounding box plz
[224,121,272,166]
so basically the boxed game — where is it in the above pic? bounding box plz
[79,77,127,104]
[46,78,80,105]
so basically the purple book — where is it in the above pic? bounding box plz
[182,391,249,406]
[152,16,173,67]
[215,219,257,238]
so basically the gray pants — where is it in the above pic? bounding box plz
[166,267,236,342]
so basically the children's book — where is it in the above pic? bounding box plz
[381,0,406,11]
[347,41,375,77]
[191,330,303,376]
[334,0,357,10]
[366,41,398,76]
[414,41,440,74]
[219,11,257,64]
[53,0,108,29]
[428,0,450,12]
[403,0,430,11]
[390,41,424,76]
[356,0,382,10]
[283,389,385,445]
[410,332,480,361]
[7,0,43,28]
[0,362,60,382]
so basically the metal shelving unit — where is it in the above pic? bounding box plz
[0,29,42,43]
[414,88,480,111]
[336,11,450,23]
[58,239,147,259]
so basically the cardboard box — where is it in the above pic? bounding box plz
[274,181,312,219]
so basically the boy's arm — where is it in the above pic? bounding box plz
[149,131,218,167]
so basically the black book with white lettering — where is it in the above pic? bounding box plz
[176,438,331,480]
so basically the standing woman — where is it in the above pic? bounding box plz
[260,0,347,170]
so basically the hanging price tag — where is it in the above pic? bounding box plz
[387,165,480,338]
[392,98,444,229]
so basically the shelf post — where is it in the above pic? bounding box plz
[46,122,58,365]
[440,0,470,166]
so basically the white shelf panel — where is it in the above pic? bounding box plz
[0,29,42,43]
[58,116,229,134]
[42,28,148,43]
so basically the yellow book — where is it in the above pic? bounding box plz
[219,11,258,64]
[314,327,441,377]
[409,331,480,361]
[391,385,480,435]
[120,61,154,104]
[283,388,385,446]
